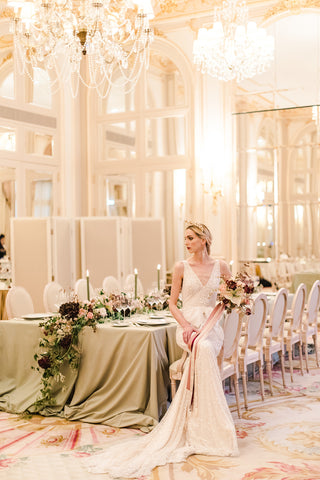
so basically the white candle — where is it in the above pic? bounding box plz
[86,269,90,301]
[157,264,161,291]
[134,268,138,299]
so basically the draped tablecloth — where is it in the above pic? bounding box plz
[0,318,182,431]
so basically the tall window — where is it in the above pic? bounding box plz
[91,40,191,268]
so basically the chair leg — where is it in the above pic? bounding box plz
[258,360,265,401]
[279,350,286,388]
[241,368,248,410]
[171,379,176,399]
[266,359,273,395]
[312,334,319,367]
[304,339,309,373]
[298,341,304,376]
[287,344,293,383]
[233,374,241,418]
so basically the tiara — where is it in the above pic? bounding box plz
[185,219,205,232]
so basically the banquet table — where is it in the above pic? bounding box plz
[291,272,320,296]
[0,315,182,431]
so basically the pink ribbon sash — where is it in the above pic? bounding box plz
[186,302,225,401]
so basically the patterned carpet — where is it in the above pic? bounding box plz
[1,356,320,480]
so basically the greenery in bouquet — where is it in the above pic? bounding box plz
[31,299,104,411]
[217,272,254,315]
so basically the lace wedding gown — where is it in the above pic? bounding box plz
[84,260,238,478]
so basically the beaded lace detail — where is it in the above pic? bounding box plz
[83,258,238,478]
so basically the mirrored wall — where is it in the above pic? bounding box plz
[235,106,320,261]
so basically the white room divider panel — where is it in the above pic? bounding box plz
[80,217,130,289]
[51,218,81,290]
[131,218,166,293]
[11,218,52,312]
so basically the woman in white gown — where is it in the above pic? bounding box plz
[84,222,238,478]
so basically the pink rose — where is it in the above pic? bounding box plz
[87,312,93,319]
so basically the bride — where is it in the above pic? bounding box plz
[84,222,238,478]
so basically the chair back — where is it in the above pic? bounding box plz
[74,278,95,302]
[291,283,307,331]
[305,280,320,326]
[269,288,288,338]
[102,276,121,296]
[247,293,268,348]
[222,310,242,361]
[43,281,64,312]
[6,286,34,319]
[124,274,144,296]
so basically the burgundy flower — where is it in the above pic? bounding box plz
[223,298,229,305]
[59,335,72,348]
[226,280,237,290]
[245,308,252,315]
[38,355,51,370]
[244,284,254,294]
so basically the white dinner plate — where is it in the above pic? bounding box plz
[164,312,173,317]
[111,321,130,327]
[22,313,54,320]
[149,315,165,319]
[136,318,171,326]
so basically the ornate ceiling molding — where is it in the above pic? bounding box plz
[0,51,12,67]
[264,0,320,20]
[156,0,220,19]
[0,7,13,20]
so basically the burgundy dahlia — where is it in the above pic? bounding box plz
[226,280,237,290]
[59,301,80,320]
[38,355,51,370]
[59,334,72,348]
[244,284,254,294]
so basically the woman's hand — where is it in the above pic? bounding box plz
[182,324,198,345]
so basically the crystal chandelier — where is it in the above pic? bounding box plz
[193,0,274,82]
[8,0,154,97]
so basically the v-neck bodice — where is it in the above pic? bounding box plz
[181,260,220,309]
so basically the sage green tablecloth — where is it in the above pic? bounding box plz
[0,318,182,430]
[291,272,320,295]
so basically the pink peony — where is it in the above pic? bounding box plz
[87,312,94,319]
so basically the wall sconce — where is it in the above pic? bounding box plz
[202,180,224,214]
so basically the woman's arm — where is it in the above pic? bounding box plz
[219,259,232,280]
[169,261,198,345]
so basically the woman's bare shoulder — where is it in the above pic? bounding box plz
[173,260,185,275]
[215,258,232,277]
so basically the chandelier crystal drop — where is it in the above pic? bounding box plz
[8,0,154,97]
[193,0,274,82]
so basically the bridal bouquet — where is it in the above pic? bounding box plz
[217,272,254,315]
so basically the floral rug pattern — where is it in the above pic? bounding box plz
[0,356,320,480]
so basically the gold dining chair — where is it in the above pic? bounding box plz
[301,280,320,373]
[219,310,243,418]
[283,283,306,381]
[262,287,288,395]
[239,293,268,410]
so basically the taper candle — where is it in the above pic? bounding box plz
[157,264,161,291]
[86,269,90,301]
[134,268,138,299]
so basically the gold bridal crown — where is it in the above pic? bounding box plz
[185,220,205,232]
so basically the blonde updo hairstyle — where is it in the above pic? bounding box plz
[185,223,212,255]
